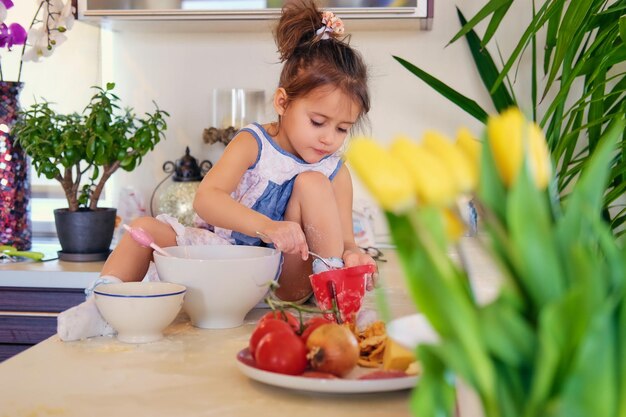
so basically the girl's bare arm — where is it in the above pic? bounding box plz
[194,132,271,236]
[193,132,308,258]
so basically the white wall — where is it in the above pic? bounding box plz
[12,1,538,240]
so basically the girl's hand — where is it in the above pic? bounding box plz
[259,221,309,261]
[342,247,378,291]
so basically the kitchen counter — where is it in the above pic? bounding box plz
[0,238,499,417]
[0,259,101,288]
[0,242,101,289]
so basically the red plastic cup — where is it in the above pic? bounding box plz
[309,264,376,323]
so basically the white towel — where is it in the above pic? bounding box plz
[56,275,122,342]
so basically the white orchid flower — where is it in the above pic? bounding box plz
[58,0,75,30]
[22,27,50,62]
[2,0,75,81]
[49,31,67,47]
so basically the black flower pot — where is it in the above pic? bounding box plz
[54,208,117,262]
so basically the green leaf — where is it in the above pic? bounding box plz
[557,117,624,245]
[531,2,538,121]
[587,76,608,153]
[90,165,99,181]
[479,298,535,367]
[605,74,626,111]
[392,56,489,123]
[577,44,626,78]
[386,210,497,408]
[448,0,512,45]
[618,245,626,417]
[482,1,513,47]
[556,303,617,417]
[491,1,562,93]
[507,163,565,309]
[525,287,592,416]
[619,15,626,44]
[120,155,135,168]
[597,2,626,16]
[457,8,515,112]
[495,362,527,417]
[386,211,459,336]
[411,345,457,417]
[544,0,596,93]
[86,137,96,159]
[543,1,565,74]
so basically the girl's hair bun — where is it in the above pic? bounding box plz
[274,0,345,62]
[272,0,370,127]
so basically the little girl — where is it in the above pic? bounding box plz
[58,0,377,341]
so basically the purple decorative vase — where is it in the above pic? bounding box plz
[0,81,31,250]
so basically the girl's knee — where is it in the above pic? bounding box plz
[129,216,177,246]
[131,216,160,230]
[293,171,332,194]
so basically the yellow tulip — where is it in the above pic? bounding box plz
[345,137,415,213]
[455,127,481,181]
[422,130,477,193]
[487,108,525,187]
[390,135,457,207]
[487,107,552,190]
[526,122,552,189]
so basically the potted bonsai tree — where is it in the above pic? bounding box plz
[13,82,169,261]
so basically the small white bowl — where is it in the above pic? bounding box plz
[94,282,186,343]
[153,245,281,329]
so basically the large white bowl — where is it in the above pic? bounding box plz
[153,245,281,329]
[94,282,186,343]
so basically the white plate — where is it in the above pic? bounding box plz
[236,349,418,394]
[386,313,439,350]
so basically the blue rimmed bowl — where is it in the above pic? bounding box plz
[94,282,186,343]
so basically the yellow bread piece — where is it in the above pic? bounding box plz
[405,361,422,376]
[383,339,416,371]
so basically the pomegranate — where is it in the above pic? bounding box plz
[305,323,359,377]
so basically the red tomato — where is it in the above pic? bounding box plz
[259,310,300,332]
[300,316,334,343]
[249,318,294,356]
[254,331,308,375]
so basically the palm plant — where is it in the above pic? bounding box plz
[394,0,626,234]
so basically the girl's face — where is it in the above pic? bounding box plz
[274,86,361,164]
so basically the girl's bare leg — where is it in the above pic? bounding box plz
[100,216,177,282]
[275,171,344,301]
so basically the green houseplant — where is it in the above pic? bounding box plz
[13,82,169,259]
[346,108,626,417]
[394,0,626,234]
